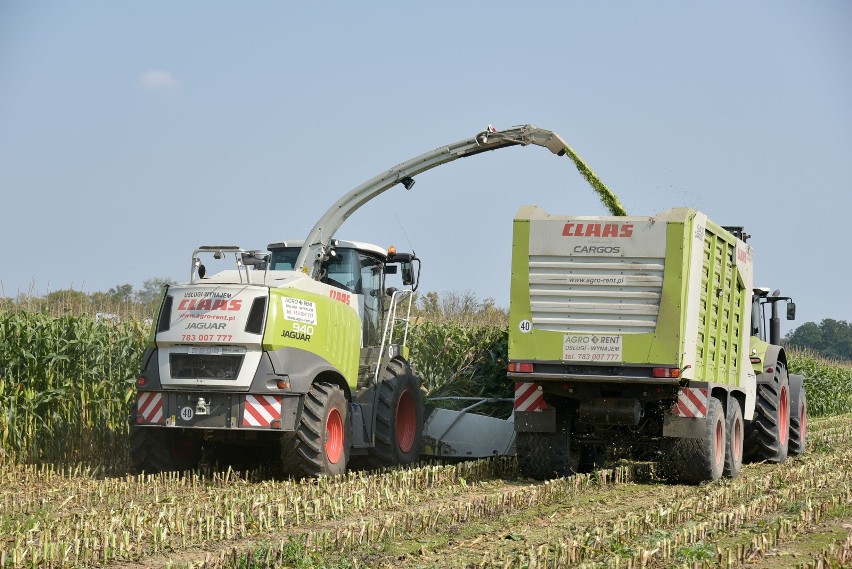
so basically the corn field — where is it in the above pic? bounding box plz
[1,312,851,467]
[0,313,147,469]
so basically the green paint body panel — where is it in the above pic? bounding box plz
[263,288,361,389]
[509,206,754,389]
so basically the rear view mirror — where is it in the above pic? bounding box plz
[401,261,414,286]
[786,302,796,321]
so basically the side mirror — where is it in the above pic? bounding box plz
[786,302,796,321]
[384,265,398,275]
[401,261,414,286]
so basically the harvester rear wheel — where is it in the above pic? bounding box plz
[368,359,424,468]
[724,400,744,478]
[129,426,202,473]
[744,366,790,463]
[789,376,807,456]
[516,415,579,480]
[281,382,349,478]
[662,396,725,484]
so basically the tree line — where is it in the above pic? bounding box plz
[0,278,176,319]
[785,319,852,362]
[1,284,507,327]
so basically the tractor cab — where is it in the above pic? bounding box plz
[751,287,796,346]
[267,240,418,350]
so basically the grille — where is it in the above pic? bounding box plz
[528,254,665,334]
[169,353,244,380]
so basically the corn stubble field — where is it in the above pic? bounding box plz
[2,314,852,568]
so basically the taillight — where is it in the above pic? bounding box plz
[508,362,534,373]
[750,356,761,364]
[136,376,147,387]
[652,367,680,378]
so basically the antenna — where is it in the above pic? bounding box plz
[394,211,416,255]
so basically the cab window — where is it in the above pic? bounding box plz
[268,248,299,270]
[321,249,360,292]
[359,253,384,346]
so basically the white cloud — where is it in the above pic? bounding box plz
[138,70,181,91]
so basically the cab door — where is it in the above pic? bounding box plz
[357,253,384,347]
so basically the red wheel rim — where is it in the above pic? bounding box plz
[800,399,807,442]
[395,389,416,453]
[714,417,724,466]
[779,385,789,447]
[733,415,742,462]
[325,408,344,465]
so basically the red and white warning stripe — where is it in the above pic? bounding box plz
[514,382,548,412]
[137,392,164,424]
[243,394,283,427]
[672,387,708,418]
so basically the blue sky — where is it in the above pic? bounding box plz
[1,2,850,333]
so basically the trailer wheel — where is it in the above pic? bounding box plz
[516,417,579,480]
[662,396,725,484]
[744,366,790,463]
[281,382,349,477]
[129,426,201,473]
[724,400,744,478]
[369,359,424,467]
[789,376,807,456]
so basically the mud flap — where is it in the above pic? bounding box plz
[514,408,556,433]
[663,414,707,439]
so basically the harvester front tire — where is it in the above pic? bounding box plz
[369,359,424,468]
[281,382,349,478]
[744,366,790,463]
[789,375,807,456]
[662,396,725,484]
[724,400,744,478]
[129,426,201,473]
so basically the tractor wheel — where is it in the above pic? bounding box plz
[281,382,349,478]
[662,396,725,484]
[516,414,579,480]
[369,359,424,468]
[129,426,202,473]
[789,376,807,456]
[744,366,790,463]
[724,400,744,478]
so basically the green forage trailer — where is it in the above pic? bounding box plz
[508,206,804,483]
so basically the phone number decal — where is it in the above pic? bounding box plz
[563,334,622,362]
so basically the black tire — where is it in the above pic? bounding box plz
[516,415,579,480]
[662,396,725,484]
[129,426,202,473]
[576,444,604,474]
[368,359,424,468]
[789,376,807,456]
[724,399,744,478]
[744,366,790,463]
[281,382,349,478]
